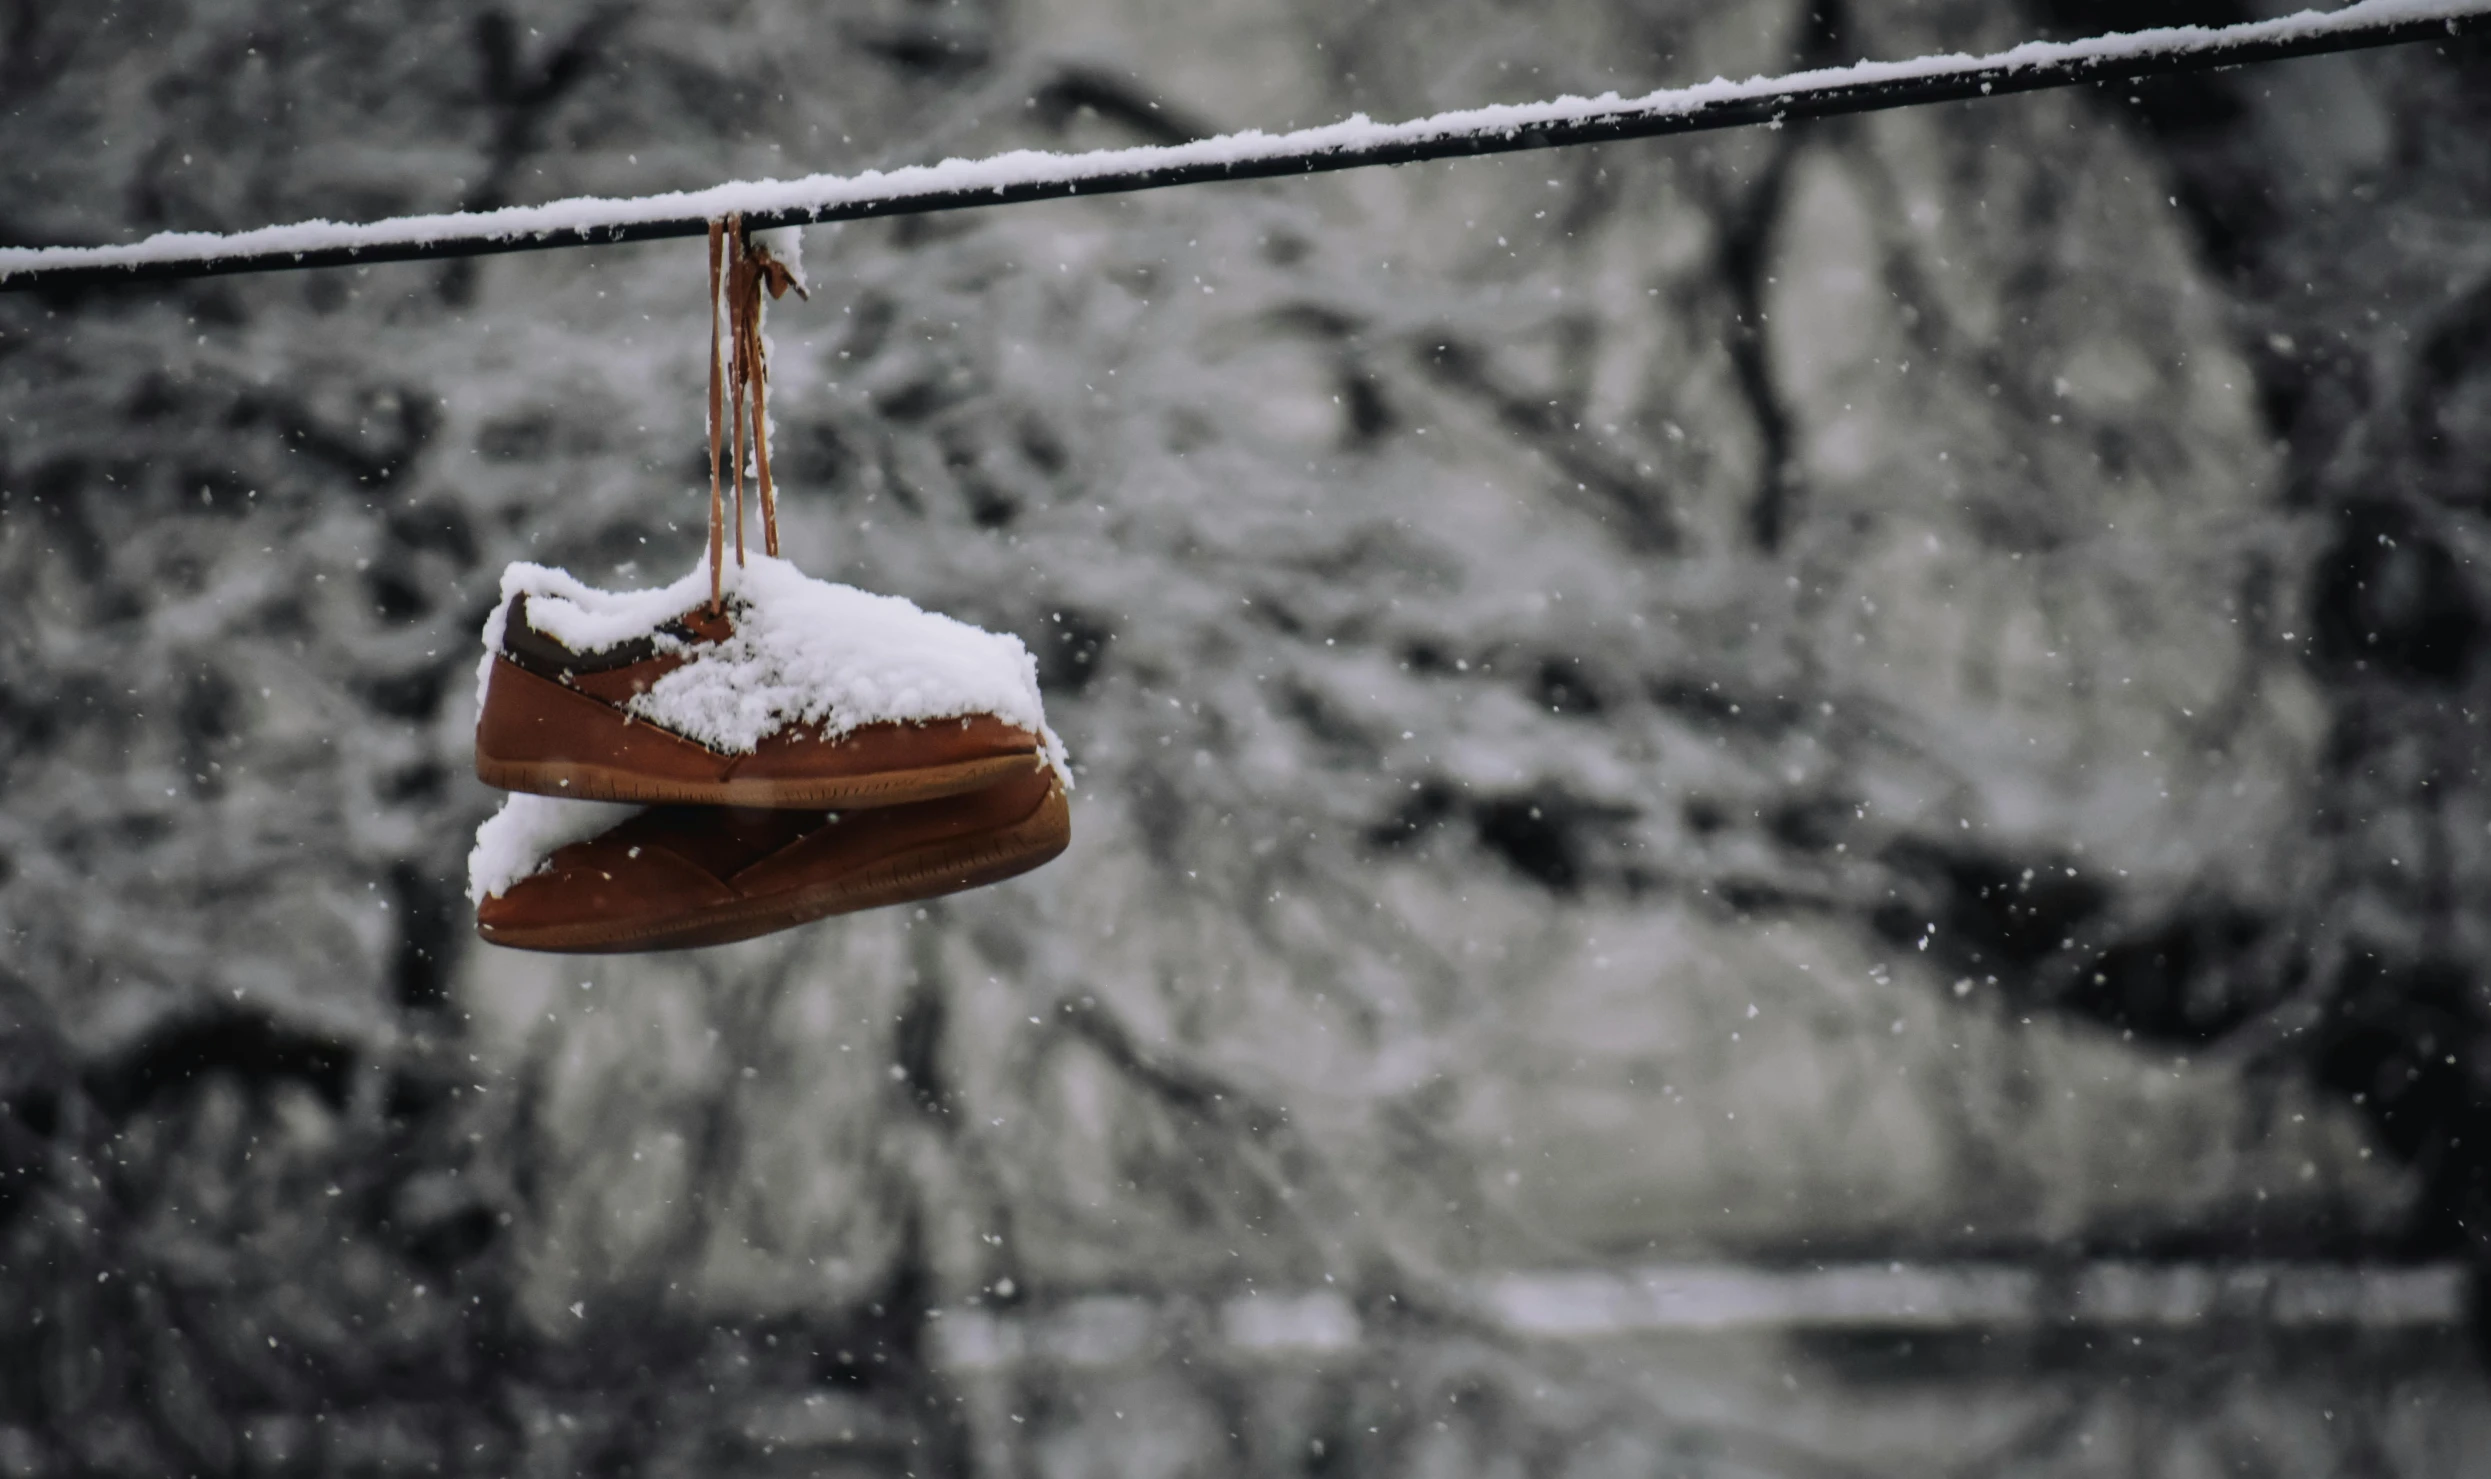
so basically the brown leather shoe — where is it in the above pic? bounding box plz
[476,592,1049,809]
[475,763,1069,953]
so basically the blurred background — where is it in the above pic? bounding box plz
[4,1,2491,1474]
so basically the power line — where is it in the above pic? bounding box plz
[3,0,2483,292]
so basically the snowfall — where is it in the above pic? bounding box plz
[4,0,2489,1471]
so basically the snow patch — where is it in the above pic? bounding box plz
[468,793,641,903]
[754,225,805,291]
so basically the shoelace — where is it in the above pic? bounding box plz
[705,215,808,613]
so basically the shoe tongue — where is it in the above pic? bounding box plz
[675,602,736,645]
[617,805,830,879]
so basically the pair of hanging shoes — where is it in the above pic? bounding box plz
[468,556,1071,953]
[464,218,1069,954]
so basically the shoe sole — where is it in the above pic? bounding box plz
[476,784,1071,954]
[475,750,1045,810]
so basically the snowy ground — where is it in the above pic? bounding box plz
[3,1,2489,1475]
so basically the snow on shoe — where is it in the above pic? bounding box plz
[474,554,1068,810]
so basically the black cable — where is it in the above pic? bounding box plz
[3,3,2482,292]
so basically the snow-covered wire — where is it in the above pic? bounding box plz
[3,0,2484,291]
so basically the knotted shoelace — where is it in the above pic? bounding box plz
[706,215,807,613]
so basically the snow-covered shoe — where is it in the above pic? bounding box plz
[474,556,1066,810]
[470,763,1070,953]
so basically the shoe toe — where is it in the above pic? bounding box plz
[477,832,734,942]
